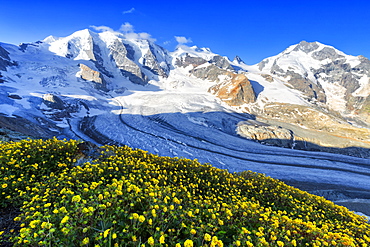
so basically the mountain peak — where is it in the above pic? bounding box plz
[291,41,320,53]
[233,55,244,64]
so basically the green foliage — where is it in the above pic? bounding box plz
[0,139,369,246]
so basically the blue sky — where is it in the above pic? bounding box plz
[1,0,370,64]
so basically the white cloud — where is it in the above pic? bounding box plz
[122,8,135,14]
[90,23,156,42]
[119,22,135,33]
[137,32,153,40]
[124,32,156,42]
[175,36,192,44]
[163,40,171,46]
[90,25,114,32]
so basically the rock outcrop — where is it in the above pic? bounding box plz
[109,39,148,85]
[175,54,207,68]
[0,46,14,71]
[237,118,370,158]
[237,122,294,148]
[285,70,326,103]
[209,55,234,71]
[208,72,256,105]
[142,46,168,77]
[43,93,65,110]
[79,63,108,91]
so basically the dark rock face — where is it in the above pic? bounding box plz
[175,54,207,68]
[209,55,234,71]
[233,56,244,64]
[0,46,14,71]
[19,42,42,52]
[0,46,10,60]
[109,39,148,85]
[258,59,269,71]
[353,56,370,76]
[142,46,168,77]
[92,43,113,78]
[43,94,65,110]
[293,41,319,53]
[190,64,225,82]
[270,61,285,75]
[286,71,326,103]
[8,94,22,100]
[312,47,344,61]
[123,43,135,60]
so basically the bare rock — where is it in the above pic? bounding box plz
[8,94,22,100]
[109,39,148,85]
[79,63,108,91]
[209,55,234,71]
[143,47,168,77]
[237,122,294,148]
[209,72,256,105]
[0,46,14,71]
[175,54,207,68]
[43,93,65,110]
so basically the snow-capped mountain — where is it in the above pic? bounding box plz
[1,29,370,204]
[252,41,370,116]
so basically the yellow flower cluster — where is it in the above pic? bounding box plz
[0,139,369,246]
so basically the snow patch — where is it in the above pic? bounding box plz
[0,104,19,117]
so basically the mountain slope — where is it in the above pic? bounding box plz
[229,41,370,153]
[1,30,370,205]
[251,40,370,115]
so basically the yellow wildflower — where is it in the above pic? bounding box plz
[245,241,253,247]
[60,216,69,224]
[81,237,89,245]
[139,215,145,222]
[184,239,193,247]
[148,236,155,246]
[72,195,81,203]
[159,235,165,244]
[103,229,110,238]
[277,241,284,247]
[204,233,212,241]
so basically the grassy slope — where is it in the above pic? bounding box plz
[0,138,369,246]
